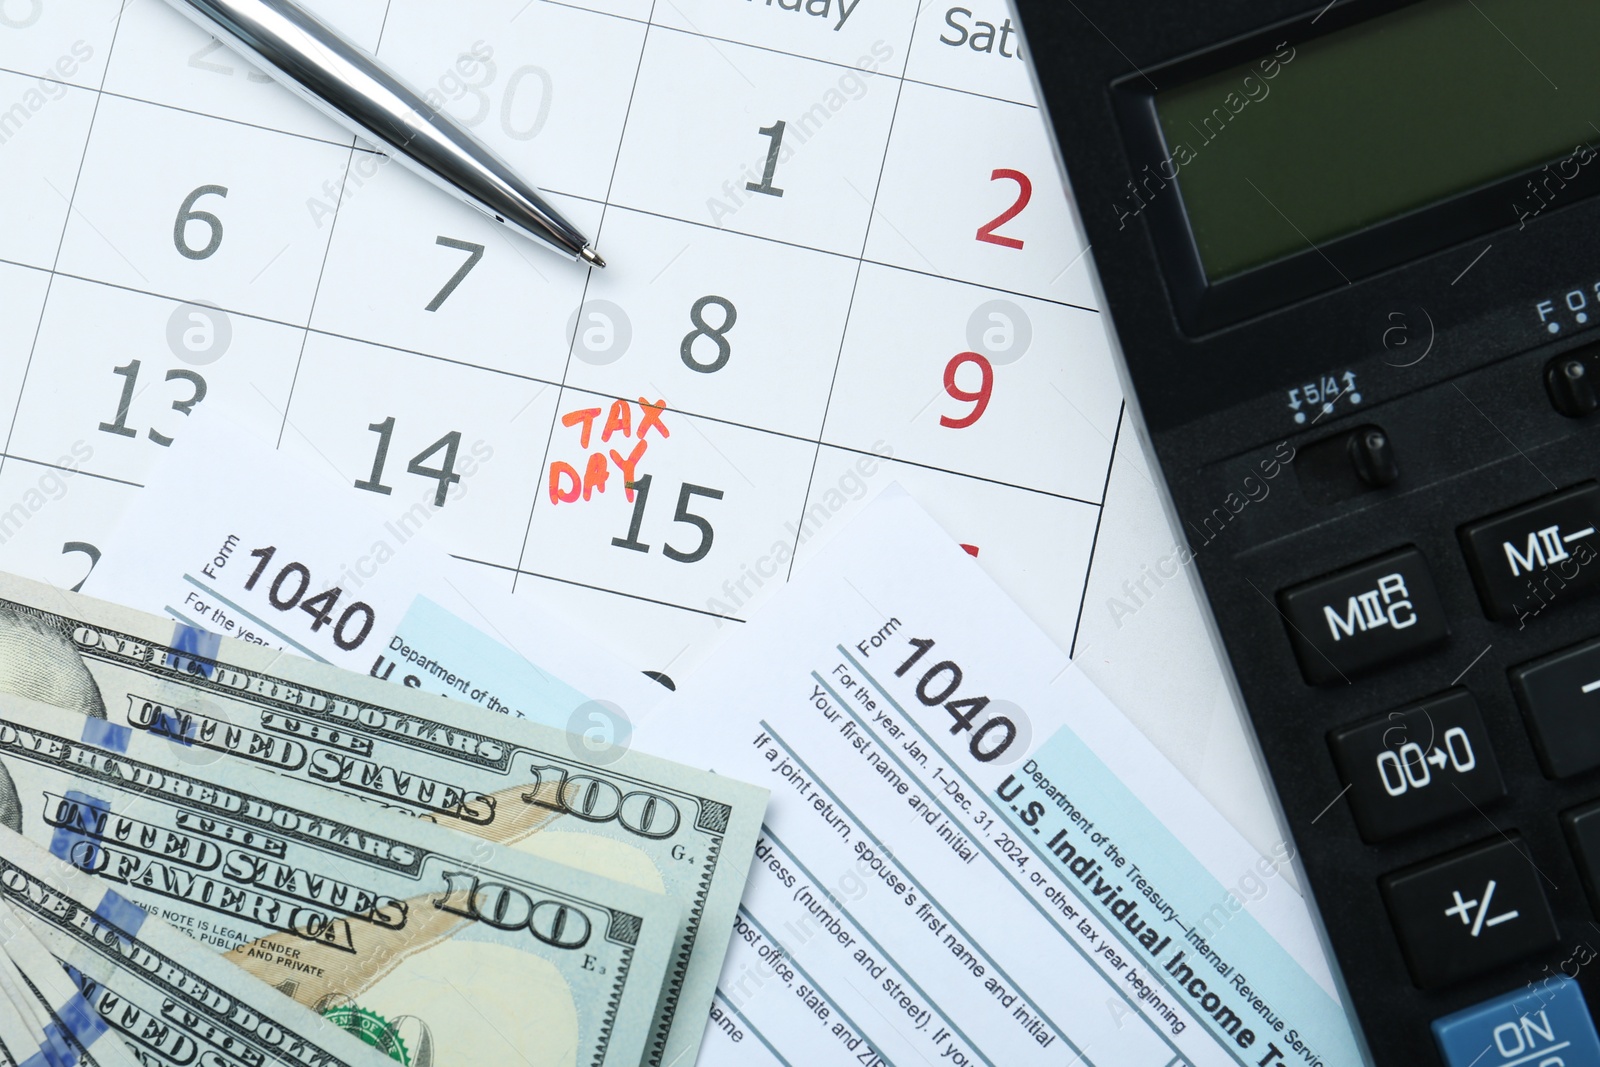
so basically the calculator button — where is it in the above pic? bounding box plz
[1380,835,1558,989]
[1432,975,1600,1067]
[1278,547,1449,685]
[1459,483,1600,621]
[1510,637,1600,778]
[1562,801,1600,913]
[1327,690,1504,842]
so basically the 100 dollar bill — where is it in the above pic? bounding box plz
[0,899,146,1067]
[0,698,680,1067]
[0,573,765,1067]
[0,825,396,1067]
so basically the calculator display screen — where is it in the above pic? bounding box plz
[1154,0,1600,282]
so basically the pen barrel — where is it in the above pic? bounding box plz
[165,0,588,258]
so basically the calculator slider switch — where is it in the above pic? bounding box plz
[1380,835,1558,989]
[1327,690,1504,842]
[1295,424,1400,504]
[1349,427,1399,488]
[1459,483,1600,621]
[1278,547,1449,685]
[1546,347,1600,418]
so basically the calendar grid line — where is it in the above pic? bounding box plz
[782,4,922,581]
[583,201,1100,313]
[0,453,143,490]
[273,0,396,447]
[510,0,662,595]
[544,381,1102,504]
[454,553,748,621]
[0,252,1097,505]
[0,14,127,481]
[272,153,359,446]
[1068,400,1124,658]
[0,213,1098,335]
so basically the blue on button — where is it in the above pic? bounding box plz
[1433,975,1600,1066]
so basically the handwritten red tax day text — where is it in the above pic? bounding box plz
[548,397,670,505]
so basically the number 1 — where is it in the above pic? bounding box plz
[746,122,787,198]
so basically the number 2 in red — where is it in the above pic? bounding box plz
[976,169,1031,250]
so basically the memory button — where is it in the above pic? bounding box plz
[1460,483,1600,621]
[1279,547,1449,685]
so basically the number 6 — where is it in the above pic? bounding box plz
[174,185,229,260]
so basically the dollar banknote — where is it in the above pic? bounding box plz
[0,698,681,1067]
[0,900,145,1067]
[0,825,397,1067]
[0,572,765,1067]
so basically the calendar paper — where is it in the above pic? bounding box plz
[0,0,1117,691]
[638,489,1364,1067]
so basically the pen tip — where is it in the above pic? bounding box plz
[581,247,606,269]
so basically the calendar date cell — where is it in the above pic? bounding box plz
[867,82,1095,306]
[0,460,136,594]
[611,31,899,256]
[799,446,1101,652]
[0,69,97,269]
[103,0,386,142]
[523,393,816,615]
[567,209,854,438]
[0,0,117,89]
[56,96,349,324]
[379,0,646,204]
[824,264,1119,501]
[0,263,52,447]
[9,277,301,485]
[277,332,554,569]
[310,157,595,383]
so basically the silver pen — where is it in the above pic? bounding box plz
[163,0,605,267]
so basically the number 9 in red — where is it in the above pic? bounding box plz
[939,352,993,429]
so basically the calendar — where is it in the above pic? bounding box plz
[0,0,1122,684]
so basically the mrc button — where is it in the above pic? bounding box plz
[1460,483,1600,621]
[1381,835,1558,989]
[1511,636,1600,778]
[1328,690,1504,842]
[1279,547,1449,685]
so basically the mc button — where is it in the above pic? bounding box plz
[1279,547,1449,685]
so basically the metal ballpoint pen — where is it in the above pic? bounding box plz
[163,0,605,267]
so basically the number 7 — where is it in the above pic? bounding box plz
[426,236,486,312]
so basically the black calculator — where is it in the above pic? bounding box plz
[1012,0,1600,1063]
